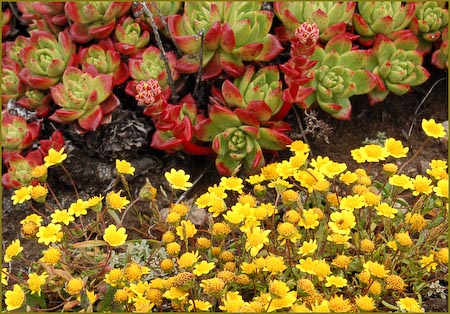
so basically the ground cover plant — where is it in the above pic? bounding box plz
[1,1,448,312]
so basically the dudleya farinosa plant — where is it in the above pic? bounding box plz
[168,1,283,79]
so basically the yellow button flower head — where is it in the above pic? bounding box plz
[177,251,199,269]
[4,239,23,262]
[397,297,424,312]
[115,159,135,175]
[355,295,375,311]
[30,184,48,203]
[269,279,290,298]
[263,254,287,275]
[420,253,438,272]
[165,168,193,191]
[339,171,359,185]
[11,186,33,205]
[277,222,302,245]
[5,284,25,311]
[36,223,62,245]
[106,190,130,211]
[332,254,351,269]
[176,220,197,240]
[104,268,124,287]
[422,118,447,138]
[66,278,84,296]
[395,231,413,247]
[244,226,271,257]
[44,147,67,167]
[219,176,244,194]
[27,272,48,296]
[200,278,225,297]
[298,208,320,229]
[103,225,127,246]
[40,247,62,265]
[412,174,433,196]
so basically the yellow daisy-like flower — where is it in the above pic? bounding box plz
[422,118,446,138]
[124,261,149,281]
[287,140,310,154]
[328,210,356,235]
[363,261,389,278]
[268,178,294,194]
[27,272,48,296]
[106,190,130,211]
[261,162,279,180]
[433,179,448,198]
[289,151,309,169]
[31,164,47,180]
[276,160,297,178]
[40,247,62,265]
[165,168,193,191]
[389,173,413,189]
[244,227,271,257]
[405,213,427,232]
[294,168,324,193]
[420,253,438,272]
[412,174,433,196]
[327,233,351,245]
[11,186,32,205]
[361,144,390,162]
[332,254,351,269]
[176,220,197,240]
[66,278,84,296]
[36,223,62,245]
[188,299,212,311]
[5,284,25,311]
[44,147,67,167]
[20,213,43,226]
[211,222,231,239]
[177,251,199,269]
[339,171,359,185]
[325,275,347,288]
[246,173,266,185]
[276,222,301,245]
[397,297,424,312]
[170,202,190,217]
[384,138,409,158]
[4,239,23,263]
[375,202,398,219]
[103,225,128,246]
[298,208,320,229]
[328,294,353,312]
[223,208,245,226]
[30,184,48,203]
[115,159,135,175]
[68,199,89,217]
[314,259,332,280]
[87,194,104,211]
[193,260,215,276]
[104,268,124,287]
[339,194,366,211]
[200,277,225,297]
[220,176,244,193]
[263,254,287,275]
[436,247,449,264]
[269,279,290,298]
[395,231,413,247]
[355,295,375,311]
[51,209,74,226]
[296,257,318,275]
[321,161,347,178]
[297,239,318,257]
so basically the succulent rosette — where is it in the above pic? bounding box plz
[78,38,129,86]
[19,30,77,90]
[134,2,181,36]
[151,94,213,155]
[2,150,43,189]
[2,36,30,68]
[168,2,283,79]
[1,112,41,154]
[49,67,120,132]
[432,26,448,70]
[65,1,132,43]
[114,16,150,56]
[273,1,356,42]
[366,31,431,105]
[409,1,448,54]
[2,59,26,106]
[126,46,179,101]
[17,2,67,34]
[16,89,53,117]
[353,2,416,47]
[195,105,292,175]
[212,65,288,121]
[300,33,378,120]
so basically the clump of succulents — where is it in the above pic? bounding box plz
[114,16,150,56]
[1,112,41,154]
[353,1,417,46]
[17,2,67,34]
[168,2,283,79]
[2,59,26,106]
[366,31,431,105]
[273,1,356,42]
[432,26,448,70]
[2,150,43,189]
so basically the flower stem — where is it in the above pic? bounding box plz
[61,164,79,199]
[398,137,431,174]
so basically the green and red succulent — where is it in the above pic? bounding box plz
[132,2,181,37]
[114,16,150,56]
[366,31,431,105]
[432,26,448,70]
[168,2,283,79]
[65,1,132,43]
[2,59,26,106]
[353,1,417,47]
[300,33,378,120]
[1,112,41,154]
[16,89,53,118]
[49,66,120,132]
[2,8,11,38]
[273,1,356,42]
[17,2,67,34]
[19,30,77,90]
[2,150,43,189]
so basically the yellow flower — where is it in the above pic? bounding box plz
[104,268,124,287]
[385,274,406,291]
[277,222,301,245]
[40,247,61,265]
[383,162,398,173]
[420,253,438,272]
[177,251,199,269]
[297,239,318,257]
[31,164,47,180]
[436,247,449,264]
[30,184,48,202]
[66,278,84,295]
[20,213,43,226]
[269,279,290,298]
[114,288,129,303]
[298,208,320,229]
[363,261,389,278]
[355,295,375,311]
[124,262,149,281]
[405,213,427,232]
[327,233,351,245]
[246,173,266,185]
[281,189,299,205]
[44,147,67,167]
[339,195,366,211]
[363,191,381,206]
[328,294,353,312]
[165,168,193,191]
[296,257,318,275]
[4,239,23,263]
[314,260,332,280]
[368,280,382,296]
[244,227,271,257]
[220,176,244,193]
[223,208,245,226]
[197,237,211,250]
[200,278,225,297]
[339,171,359,185]
[160,258,174,272]
[375,202,398,219]
[287,140,310,154]
[325,275,347,288]
[11,186,33,205]
[328,210,356,235]
[68,199,89,217]
[311,300,330,312]
[240,262,258,275]
[389,174,413,189]
[51,209,74,226]
[27,272,48,296]
[360,239,376,254]
[188,299,212,311]
[193,260,215,276]
[176,220,197,240]
[321,161,347,178]
[166,242,181,256]
[115,159,135,175]
[397,297,424,312]
[434,179,448,198]
[37,223,62,245]
[384,138,409,158]
[332,254,351,269]
[422,118,446,138]
[289,151,308,168]
[412,174,433,196]
[103,225,127,246]
[5,284,25,311]
[106,190,130,211]
[294,168,324,192]
[163,286,189,300]
[276,160,297,178]
[361,144,389,162]
[395,231,413,247]
[219,291,245,312]
[263,254,287,275]
[387,240,398,251]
